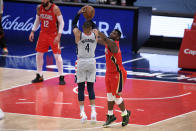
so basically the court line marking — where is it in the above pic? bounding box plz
[95,55,105,59]
[54,102,72,105]
[122,57,145,64]
[18,99,27,101]
[16,102,35,104]
[73,86,192,100]
[96,56,149,65]
[122,54,156,64]
[88,105,104,109]
[147,110,196,126]
[0,47,64,58]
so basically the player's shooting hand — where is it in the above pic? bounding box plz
[78,6,86,14]
[29,31,34,42]
[54,35,60,45]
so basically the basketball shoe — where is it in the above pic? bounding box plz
[0,108,4,120]
[80,112,87,124]
[103,114,116,127]
[122,110,131,127]
[91,111,96,124]
[32,73,44,83]
[59,76,65,85]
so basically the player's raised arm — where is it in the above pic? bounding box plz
[72,7,86,44]
[53,5,64,44]
[29,5,41,42]
[98,31,118,53]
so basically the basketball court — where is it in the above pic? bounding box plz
[0,44,196,131]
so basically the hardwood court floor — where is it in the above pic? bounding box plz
[0,68,196,131]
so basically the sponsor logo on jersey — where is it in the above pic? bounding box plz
[40,14,53,20]
[81,39,95,44]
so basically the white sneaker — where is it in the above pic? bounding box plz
[80,112,87,124]
[91,111,96,124]
[0,108,4,120]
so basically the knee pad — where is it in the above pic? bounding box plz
[115,97,123,105]
[78,82,85,101]
[107,93,115,101]
[87,82,95,100]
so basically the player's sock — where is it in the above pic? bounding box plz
[80,105,87,123]
[108,110,113,115]
[91,104,96,113]
[122,110,131,127]
[80,105,85,113]
[121,109,128,116]
[80,111,87,124]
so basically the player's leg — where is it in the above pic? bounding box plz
[54,54,65,85]
[114,71,130,127]
[86,59,97,123]
[78,82,87,123]
[51,41,65,85]
[32,52,44,83]
[115,95,130,127]
[87,82,96,123]
[32,34,48,83]
[103,74,116,127]
[76,60,87,123]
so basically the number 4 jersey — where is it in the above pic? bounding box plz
[39,4,58,34]
[77,32,97,59]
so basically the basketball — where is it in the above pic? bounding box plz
[83,5,95,20]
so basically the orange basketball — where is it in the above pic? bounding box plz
[83,5,95,20]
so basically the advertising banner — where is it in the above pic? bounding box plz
[3,1,135,52]
[178,29,196,69]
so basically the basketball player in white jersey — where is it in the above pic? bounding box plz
[72,7,98,123]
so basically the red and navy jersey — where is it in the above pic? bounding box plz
[39,4,58,34]
[105,41,126,74]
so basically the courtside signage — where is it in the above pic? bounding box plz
[3,1,135,51]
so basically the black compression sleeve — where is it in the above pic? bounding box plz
[72,13,80,29]
[89,20,97,29]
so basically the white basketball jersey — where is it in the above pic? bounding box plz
[77,32,97,59]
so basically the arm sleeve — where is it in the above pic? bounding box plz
[32,15,40,32]
[72,13,80,29]
[57,15,64,34]
[90,20,97,29]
